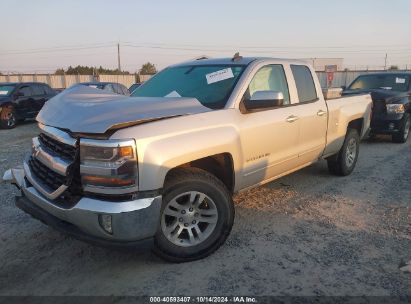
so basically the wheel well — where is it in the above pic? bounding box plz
[348,118,363,135]
[166,153,235,193]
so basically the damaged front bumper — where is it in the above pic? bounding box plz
[2,168,162,249]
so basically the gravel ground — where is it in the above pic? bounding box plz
[0,121,410,296]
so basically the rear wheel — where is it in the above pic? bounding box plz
[327,129,360,176]
[0,106,17,129]
[153,168,234,262]
[392,113,410,143]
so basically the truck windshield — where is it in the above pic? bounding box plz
[348,74,410,92]
[132,65,245,109]
[0,85,16,96]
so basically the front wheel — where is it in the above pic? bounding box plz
[153,168,234,262]
[327,128,360,176]
[0,106,17,129]
[392,113,410,143]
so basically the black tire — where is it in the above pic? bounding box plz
[392,113,410,143]
[327,128,360,176]
[153,167,234,263]
[0,105,17,129]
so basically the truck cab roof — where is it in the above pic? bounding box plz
[172,57,311,68]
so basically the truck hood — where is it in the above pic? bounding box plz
[342,88,409,103]
[37,86,212,134]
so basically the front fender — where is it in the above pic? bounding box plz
[137,126,242,191]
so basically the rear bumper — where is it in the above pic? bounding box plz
[4,168,162,248]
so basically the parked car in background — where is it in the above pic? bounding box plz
[0,82,56,129]
[77,82,130,95]
[4,56,372,262]
[129,83,141,94]
[342,72,411,143]
[53,88,65,94]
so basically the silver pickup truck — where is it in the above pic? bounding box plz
[3,56,372,262]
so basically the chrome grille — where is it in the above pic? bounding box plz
[38,133,76,161]
[25,125,81,201]
[28,157,67,191]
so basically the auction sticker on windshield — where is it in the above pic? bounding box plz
[0,91,9,95]
[396,77,406,84]
[206,68,234,84]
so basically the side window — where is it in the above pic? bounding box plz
[18,86,32,97]
[113,84,122,94]
[247,65,290,105]
[290,65,317,103]
[104,84,114,93]
[44,85,54,95]
[121,84,130,95]
[32,84,44,95]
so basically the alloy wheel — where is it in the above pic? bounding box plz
[161,191,218,247]
[345,137,357,168]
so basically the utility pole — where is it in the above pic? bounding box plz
[117,43,121,73]
[384,53,387,70]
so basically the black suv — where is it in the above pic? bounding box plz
[0,82,56,129]
[343,72,411,143]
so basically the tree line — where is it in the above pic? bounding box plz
[54,62,157,75]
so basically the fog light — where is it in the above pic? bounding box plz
[99,214,113,234]
[389,123,395,130]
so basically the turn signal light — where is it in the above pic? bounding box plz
[82,175,134,187]
[118,146,133,158]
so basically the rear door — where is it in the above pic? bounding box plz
[290,65,327,164]
[238,64,300,188]
[32,84,46,112]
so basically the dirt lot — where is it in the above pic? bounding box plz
[0,121,410,296]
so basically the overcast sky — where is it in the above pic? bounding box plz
[1,0,411,73]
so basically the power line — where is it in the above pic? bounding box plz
[122,41,411,50]
[0,44,117,55]
[0,41,117,53]
[122,43,411,54]
[1,41,410,56]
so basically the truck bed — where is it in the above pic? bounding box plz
[323,94,372,157]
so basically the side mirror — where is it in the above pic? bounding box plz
[243,90,284,111]
[14,92,24,98]
[341,85,347,91]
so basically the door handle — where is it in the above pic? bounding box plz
[317,110,327,116]
[286,115,299,123]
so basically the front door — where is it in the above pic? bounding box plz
[238,64,300,189]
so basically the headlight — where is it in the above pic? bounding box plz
[386,104,405,114]
[80,138,138,194]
